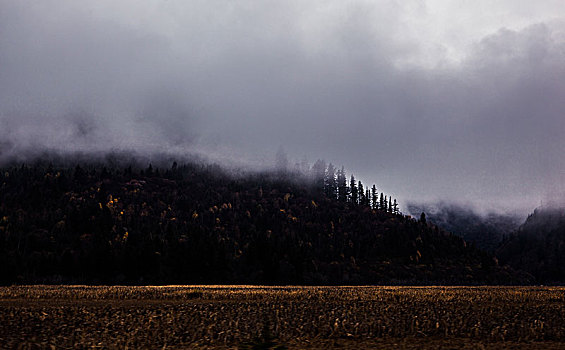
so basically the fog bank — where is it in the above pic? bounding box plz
[1,0,565,213]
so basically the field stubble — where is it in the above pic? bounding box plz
[0,285,564,349]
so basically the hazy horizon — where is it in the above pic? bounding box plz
[1,0,565,215]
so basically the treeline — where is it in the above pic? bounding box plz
[305,160,399,214]
[406,202,521,253]
[0,160,530,285]
[497,207,565,284]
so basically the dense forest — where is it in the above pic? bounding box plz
[0,158,531,285]
[406,202,521,252]
[497,207,565,283]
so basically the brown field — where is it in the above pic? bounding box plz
[0,286,564,349]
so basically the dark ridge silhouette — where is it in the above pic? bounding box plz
[407,202,522,252]
[0,157,530,285]
[497,206,565,284]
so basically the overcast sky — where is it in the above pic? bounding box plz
[1,1,565,214]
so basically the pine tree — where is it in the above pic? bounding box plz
[357,181,364,206]
[336,167,342,200]
[350,175,358,204]
[325,163,337,199]
[361,182,365,205]
[393,199,398,214]
[420,212,427,225]
[379,193,385,211]
[365,188,370,207]
[337,166,348,202]
[371,185,378,209]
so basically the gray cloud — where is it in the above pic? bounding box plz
[1,0,565,214]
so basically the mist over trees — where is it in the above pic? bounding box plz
[406,202,522,252]
[404,201,565,284]
[0,157,528,285]
[497,206,565,283]
[272,151,399,214]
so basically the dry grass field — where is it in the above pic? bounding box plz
[0,286,564,349]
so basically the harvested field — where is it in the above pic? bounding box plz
[0,286,564,349]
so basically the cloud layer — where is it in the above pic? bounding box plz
[1,0,565,213]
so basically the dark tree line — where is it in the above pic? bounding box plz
[497,207,565,284]
[0,160,529,285]
[308,160,399,214]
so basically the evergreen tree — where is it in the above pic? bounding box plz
[420,212,427,225]
[371,185,378,209]
[365,188,370,207]
[393,199,398,214]
[336,167,342,200]
[337,166,348,202]
[379,193,385,211]
[311,159,326,194]
[350,175,358,204]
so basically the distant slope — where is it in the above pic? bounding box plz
[407,202,521,252]
[0,160,530,285]
[497,207,565,283]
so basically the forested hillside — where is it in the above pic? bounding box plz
[497,207,565,283]
[0,159,530,285]
[406,202,521,252]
